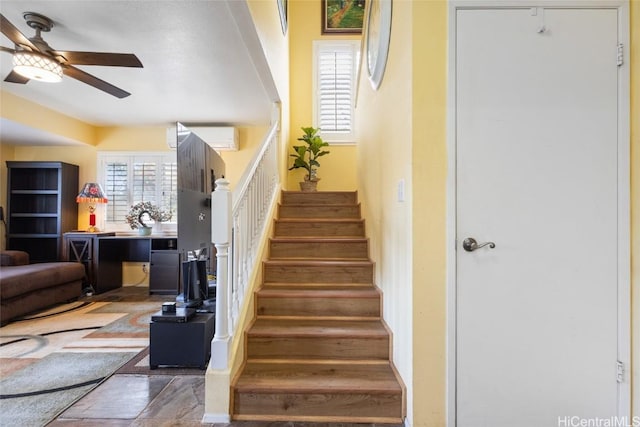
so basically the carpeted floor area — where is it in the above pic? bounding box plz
[0,286,167,426]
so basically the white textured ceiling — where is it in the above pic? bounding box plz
[0,0,275,145]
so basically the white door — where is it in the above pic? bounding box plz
[456,7,622,427]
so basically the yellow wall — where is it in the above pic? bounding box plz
[411,2,448,425]
[219,126,270,188]
[288,0,358,191]
[355,0,418,422]
[355,1,449,424]
[2,114,271,233]
[1,91,96,145]
[247,0,291,189]
[357,1,638,425]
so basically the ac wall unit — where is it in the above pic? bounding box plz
[166,126,238,151]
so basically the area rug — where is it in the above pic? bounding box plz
[0,298,164,427]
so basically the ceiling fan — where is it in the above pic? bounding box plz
[0,12,143,98]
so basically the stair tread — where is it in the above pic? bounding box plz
[269,257,370,262]
[249,318,388,337]
[233,190,403,421]
[270,237,368,243]
[257,287,380,298]
[263,282,374,288]
[280,203,360,207]
[235,361,401,393]
[275,218,364,222]
[283,191,357,194]
[264,259,373,266]
[272,236,366,240]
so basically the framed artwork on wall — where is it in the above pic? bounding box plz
[322,0,366,34]
[278,0,287,35]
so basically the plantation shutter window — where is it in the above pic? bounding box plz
[133,162,158,205]
[160,162,178,218]
[98,152,177,230]
[104,159,129,225]
[313,40,359,143]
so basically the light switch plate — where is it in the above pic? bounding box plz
[397,179,405,202]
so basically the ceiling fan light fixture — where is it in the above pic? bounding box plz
[13,51,62,82]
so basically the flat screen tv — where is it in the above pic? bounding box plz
[176,123,225,305]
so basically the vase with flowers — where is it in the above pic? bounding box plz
[125,202,172,235]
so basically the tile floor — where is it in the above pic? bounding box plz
[45,286,401,427]
[48,371,398,426]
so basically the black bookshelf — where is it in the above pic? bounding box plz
[6,161,79,262]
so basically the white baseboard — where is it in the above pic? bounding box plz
[202,413,230,423]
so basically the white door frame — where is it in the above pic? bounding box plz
[445,1,631,425]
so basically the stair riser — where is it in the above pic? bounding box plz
[278,205,361,219]
[233,391,403,420]
[274,221,365,237]
[256,296,380,317]
[281,191,358,205]
[247,336,389,360]
[270,241,369,259]
[263,264,373,283]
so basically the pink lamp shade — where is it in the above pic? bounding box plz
[76,183,108,204]
[76,183,108,232]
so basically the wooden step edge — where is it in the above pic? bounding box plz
[257,288,381,298]
[262,282,374,288]
[255,315,381,322]
[279,202,360,206]
[231,414,403,424]
[245,358,390,365]
[282,190,358,195]
[270,237,369,243]
[271,235,366,240]
[234,383,402,394]
[247,328,389,339]
[264,259,374,266]
[267,256,370,262]
[275,218,365,223]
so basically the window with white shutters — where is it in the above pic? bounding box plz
[98,152,177,230]
[313,40,359,144]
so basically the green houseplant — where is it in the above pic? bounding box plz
[289,127,330,192]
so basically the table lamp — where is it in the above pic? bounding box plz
[76,183,108,232]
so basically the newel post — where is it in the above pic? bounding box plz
[210,178,231,369]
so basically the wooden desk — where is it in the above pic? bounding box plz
[63,232,179,295]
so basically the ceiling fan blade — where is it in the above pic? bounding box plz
[0,14,38,51]
[63,65,131,98]
[54,51,143,67]
[4,70,30,84]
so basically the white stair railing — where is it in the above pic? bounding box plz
[210,122,280,369]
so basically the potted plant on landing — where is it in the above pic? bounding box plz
[125,201,172,235]
[289,126,330,192]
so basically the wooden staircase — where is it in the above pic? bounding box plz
[231,191,405,423]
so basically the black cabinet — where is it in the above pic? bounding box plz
[63,232,116,293]
[149,312,214,369]
[7,161,79,262]
[150,238,179,294]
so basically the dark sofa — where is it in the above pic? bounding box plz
[0,250,85,325]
